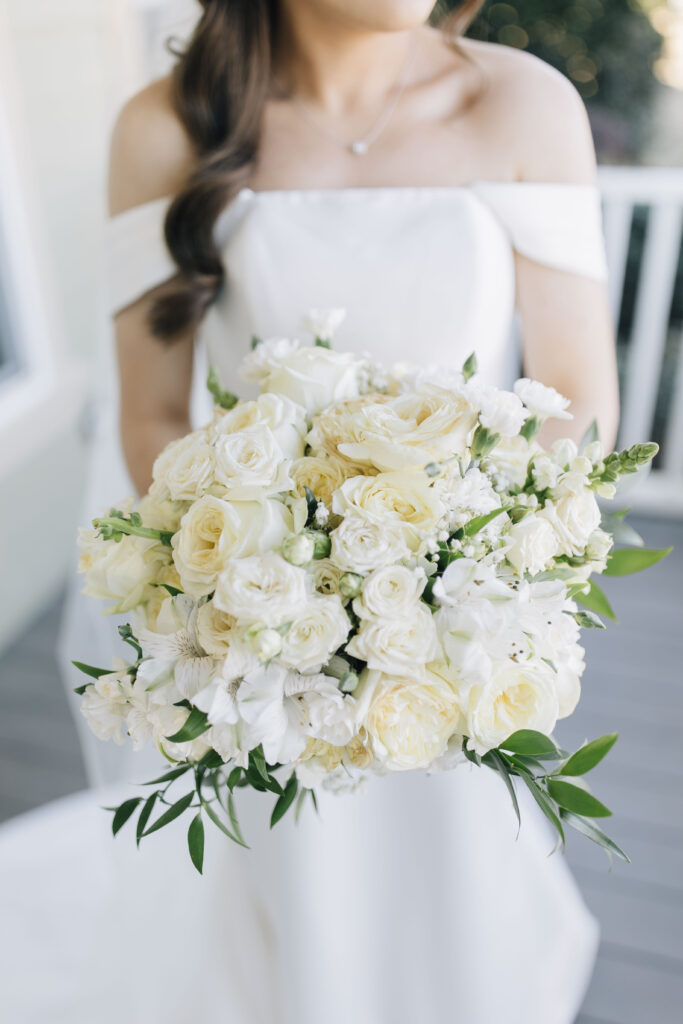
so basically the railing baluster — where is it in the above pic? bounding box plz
[601,199,633,329]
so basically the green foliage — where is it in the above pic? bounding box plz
[576,580,616,621]
[604,546,672,576]
[207,366,239,410]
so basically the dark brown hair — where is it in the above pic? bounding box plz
[151,0,486,341]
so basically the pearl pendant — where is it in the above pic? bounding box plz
[350,139,369,156]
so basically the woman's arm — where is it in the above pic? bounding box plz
[501,50,620,450]
[109,79,197,495]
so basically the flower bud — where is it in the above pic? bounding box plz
[246,624,283,661]
[282,533,316,566]
[339,572,364,600]
[307,529,332,559]
[339,671,359,694]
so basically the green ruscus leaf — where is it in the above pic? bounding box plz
[187,813,205,874]
[166,708,211,744]
[500,730,561,758]
[270,775,299,829]
[547,779,612,818]
[575,580,617,622]
[136,792,158,846]
[143,791,195,837]
[72,660,110,680]
[111,797,142,836]
[560,734,618,778]
[559,810,630,864]
[603,547,672,576]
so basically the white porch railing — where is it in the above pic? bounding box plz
[598,166,683,517]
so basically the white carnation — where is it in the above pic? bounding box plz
[514,378,573,421]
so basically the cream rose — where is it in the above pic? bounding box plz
[310,558,345,597]
[354,565,427,619]
[291,454,359,506]
[346,603,440,674]
[464,659,559,755]
[337,385,478,472]
[195,600,237,657]
[213,424,292,497]
[505,514,559,576]
[332,471,445,551]
[306,394,390,462]
[257,346,364,416]
[150,430,215,502]
[78,529,169,613]
[330,516,411,574]
[279,595,351,673]
[172,495,291,598]
[539,488,601,557]
[214,552,308,625]
[355,668,462,770]
[209,392,306,459]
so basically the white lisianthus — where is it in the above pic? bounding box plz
[473,384,529,437]
[505,514,559,576]
[209,392,307,459]
[332,471,446,551]
[330,515,411,574]
[259,346,364,416]
[195,600,237,657]
[78,529,169,613]
[214,552,308,626]
[239,337,300,386]
[213,424,292,497]
[539,488,601,557]
[513,378,573,421]
[346,603,440,674]
[300,307,347,342]
[337,386,478,472]
[355,668,462,770]
[464,658,559,755]
[172,495,291,598]
[353,565,427,619]
[150,430,215,502]
[279,596,351,673]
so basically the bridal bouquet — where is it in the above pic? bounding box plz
[76,310,669,872]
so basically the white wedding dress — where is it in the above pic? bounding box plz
[0,181,609,1024]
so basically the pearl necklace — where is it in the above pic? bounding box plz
[274,32,419,157]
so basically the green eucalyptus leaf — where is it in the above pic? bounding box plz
[270,775,299,829]
[166,708,211,744]
[187,813,205,874]
[500,731,561,758]
[560,810,630,863]
[560,734,618,778]
[112,797,142,836]
[547,780,612,818]
[136,792,158,846]
[576,581,616,622]
[604,547,672,576]
[143,791,195,837]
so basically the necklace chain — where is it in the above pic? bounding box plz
[273,32,420,156]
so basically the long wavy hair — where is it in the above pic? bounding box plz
[151,0,486,341]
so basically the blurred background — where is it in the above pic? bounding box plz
[0,2,681,1021]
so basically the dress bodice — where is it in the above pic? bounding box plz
[107,181,608,389]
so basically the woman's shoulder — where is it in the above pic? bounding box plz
[108,76,196,216]
[455,35,599,184]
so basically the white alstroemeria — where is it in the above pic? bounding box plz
[300,307,347,342]
[237,664,356,764]
[136,595,220,700]
[239,337,301,385]
[513,378,573,421]
[432,558,511,608]
[80,658,135,745]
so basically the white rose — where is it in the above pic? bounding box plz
[258,345,364,416]
[239,337,300,385]
[78,529,169,613]
[332,471,445,551]
[310,558,345,596]
[279,596,351,673]
[300,307,347,342]
[513,378,573,421]
[474,384,528,436]
[464,658,559,755]
[354,565,427,619]
[213,424,292,498]
[208,392,307,459]
[355,668,462,770]
[150,430,215,502]
[346,604,440,674]
[505,514,559,576]
[172,495,291,598]
[290,454,359,505]
[195,600,237,657]
[330,516,411,574]
[214,552,308,626]
[539,489,601,557]
[337,386,478,472]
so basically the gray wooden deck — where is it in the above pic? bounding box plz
[0,515,681,1023]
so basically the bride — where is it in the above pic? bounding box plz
[1,1,621,1022]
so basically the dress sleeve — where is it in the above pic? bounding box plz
[470,181,609,282]
[106,197,175,316]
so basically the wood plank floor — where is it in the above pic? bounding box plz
[0,515,681,1023]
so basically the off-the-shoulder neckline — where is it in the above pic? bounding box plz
[110,180,601,220]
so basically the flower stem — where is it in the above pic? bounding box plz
[93,515,174,547]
